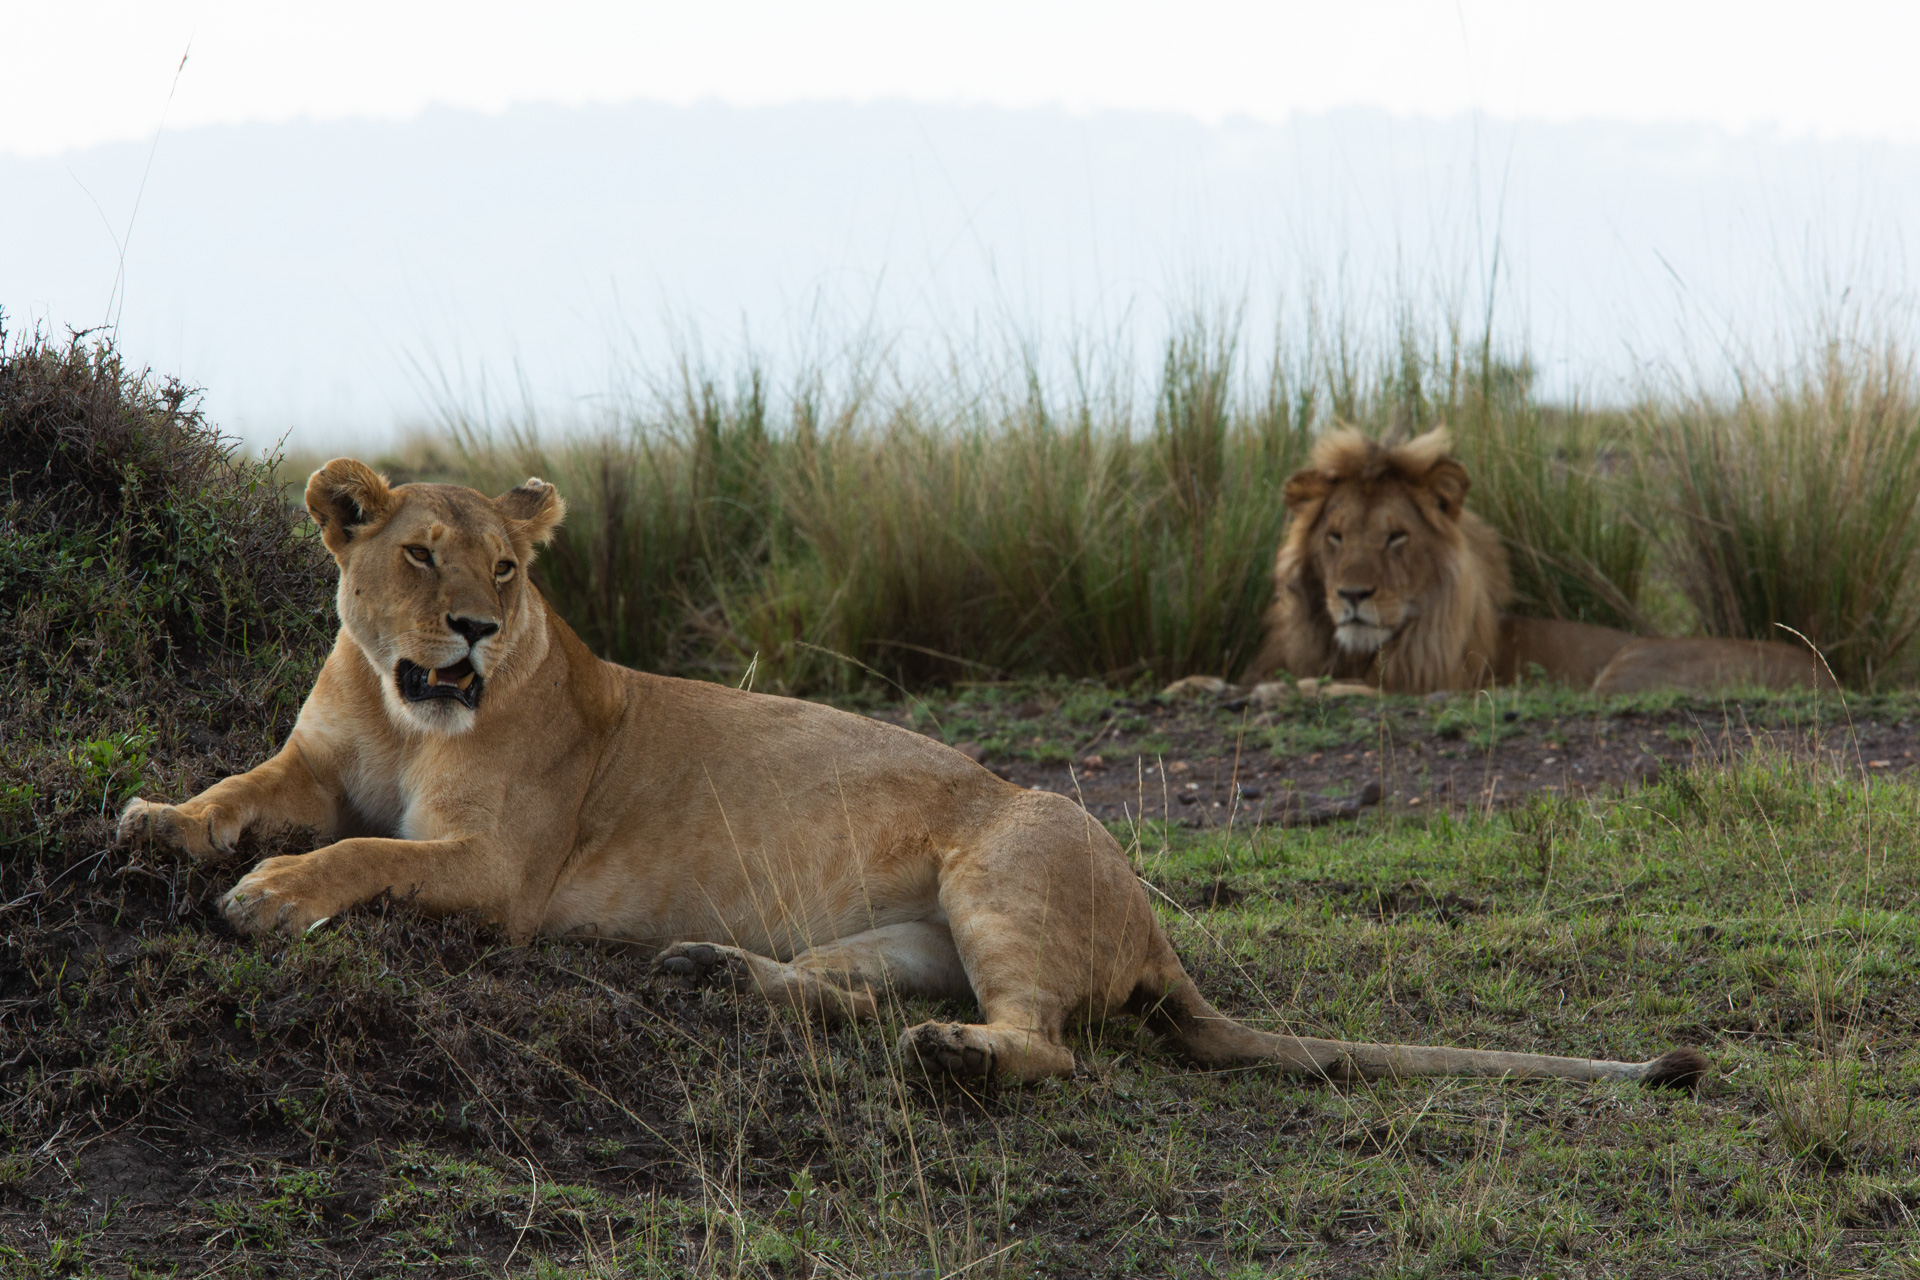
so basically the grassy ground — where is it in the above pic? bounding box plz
[3,711,1916,1278]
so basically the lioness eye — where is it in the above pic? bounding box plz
[495,560,516,581]
[1388,531,1409,548]
[404,545,434,567]
[1327,532,1343,547]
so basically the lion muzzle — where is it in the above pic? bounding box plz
[396,658,484,709]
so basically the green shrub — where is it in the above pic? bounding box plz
[0,318,333,893]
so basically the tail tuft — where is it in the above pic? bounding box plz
[1641,1046,1711,1090]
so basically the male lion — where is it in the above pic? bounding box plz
[119,459,1707,1088]
[1249,427,1833,695]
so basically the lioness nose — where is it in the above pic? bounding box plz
[447,614,500,645]
[1337,587,1376,606]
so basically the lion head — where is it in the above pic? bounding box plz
[304,459,565,733]
[1251,426,1510,693]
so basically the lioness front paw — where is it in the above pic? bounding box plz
[222,856,334,936]
[899,1021,996,1078]
[117,797,238,861]
[653,942,754,992]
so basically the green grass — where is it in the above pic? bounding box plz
[8,735,1916,1277]
[1653,335,1920,685]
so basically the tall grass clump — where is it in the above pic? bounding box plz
[442,319,1326,692]
[1321,317,1650,630]
[413,309,1669,693]
[1652,337,1920,686]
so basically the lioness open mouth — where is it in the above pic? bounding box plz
[396,658,484,710]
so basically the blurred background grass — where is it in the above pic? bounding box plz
[271,303,1920,694]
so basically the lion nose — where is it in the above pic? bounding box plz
[1337,587,1376,607]
[447,614,500,646]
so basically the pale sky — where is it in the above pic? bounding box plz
[7,2,1919,448]
[6,0,1920,159]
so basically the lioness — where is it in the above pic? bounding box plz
[119,459,1706,1088]
[1249,427,1833,695]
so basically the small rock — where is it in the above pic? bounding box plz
[1248,681,1293,709]
[1160,675,1232,699]
[186,724,227,751]
[1177,791,1199,805]
[1321,681,1376,699]
[1425,690,1453,705]
[1237,783,1263,799]
[1358,780,1385,807]
[1079,754,1107,771]
[1167,760,1192,774]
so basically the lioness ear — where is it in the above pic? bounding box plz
[1419,458,1471,519]
[305,459,395,560]
[1282,468,1334,512]
[496,477,566,550]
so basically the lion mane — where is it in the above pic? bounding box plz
[1251,426,1510,693]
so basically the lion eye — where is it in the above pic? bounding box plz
[1327,532,1343,547]
[403,545,434,568]
[1388,531,1409,549]
[495,560,516,581]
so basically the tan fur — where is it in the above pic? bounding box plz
[1252,428,1833,695]
[117,460,1704,1089]
[1593,635,1838,694]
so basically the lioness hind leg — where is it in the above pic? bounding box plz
[654,921,970,1023]
[902,794,1161,1084]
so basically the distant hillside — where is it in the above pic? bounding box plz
[3,99,1916,448]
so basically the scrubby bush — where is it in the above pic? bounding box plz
[0,319,332,891]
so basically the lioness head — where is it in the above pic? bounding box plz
[305,459,565,733]
[1254,426,1510,692]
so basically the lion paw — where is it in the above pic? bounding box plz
[221,857,331,936]
[117,797,237,861]
[900,1021,997,1079]
[653,942,754,992]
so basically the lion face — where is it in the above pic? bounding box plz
[1255,426,1511,693]
[1310,482,1433,654]
[304,460,565,734]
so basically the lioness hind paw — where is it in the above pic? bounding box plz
[653,942,753,992]
[900,1021,996,1079]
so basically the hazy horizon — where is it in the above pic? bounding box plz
[6,95,1918,452]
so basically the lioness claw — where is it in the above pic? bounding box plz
[902,1023,995,1078]
[654,942,751,991]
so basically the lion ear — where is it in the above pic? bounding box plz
[1282,467,1334,512]
[305,459,396,560]
[1419,458,1472,519]
[496,477,566,550]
